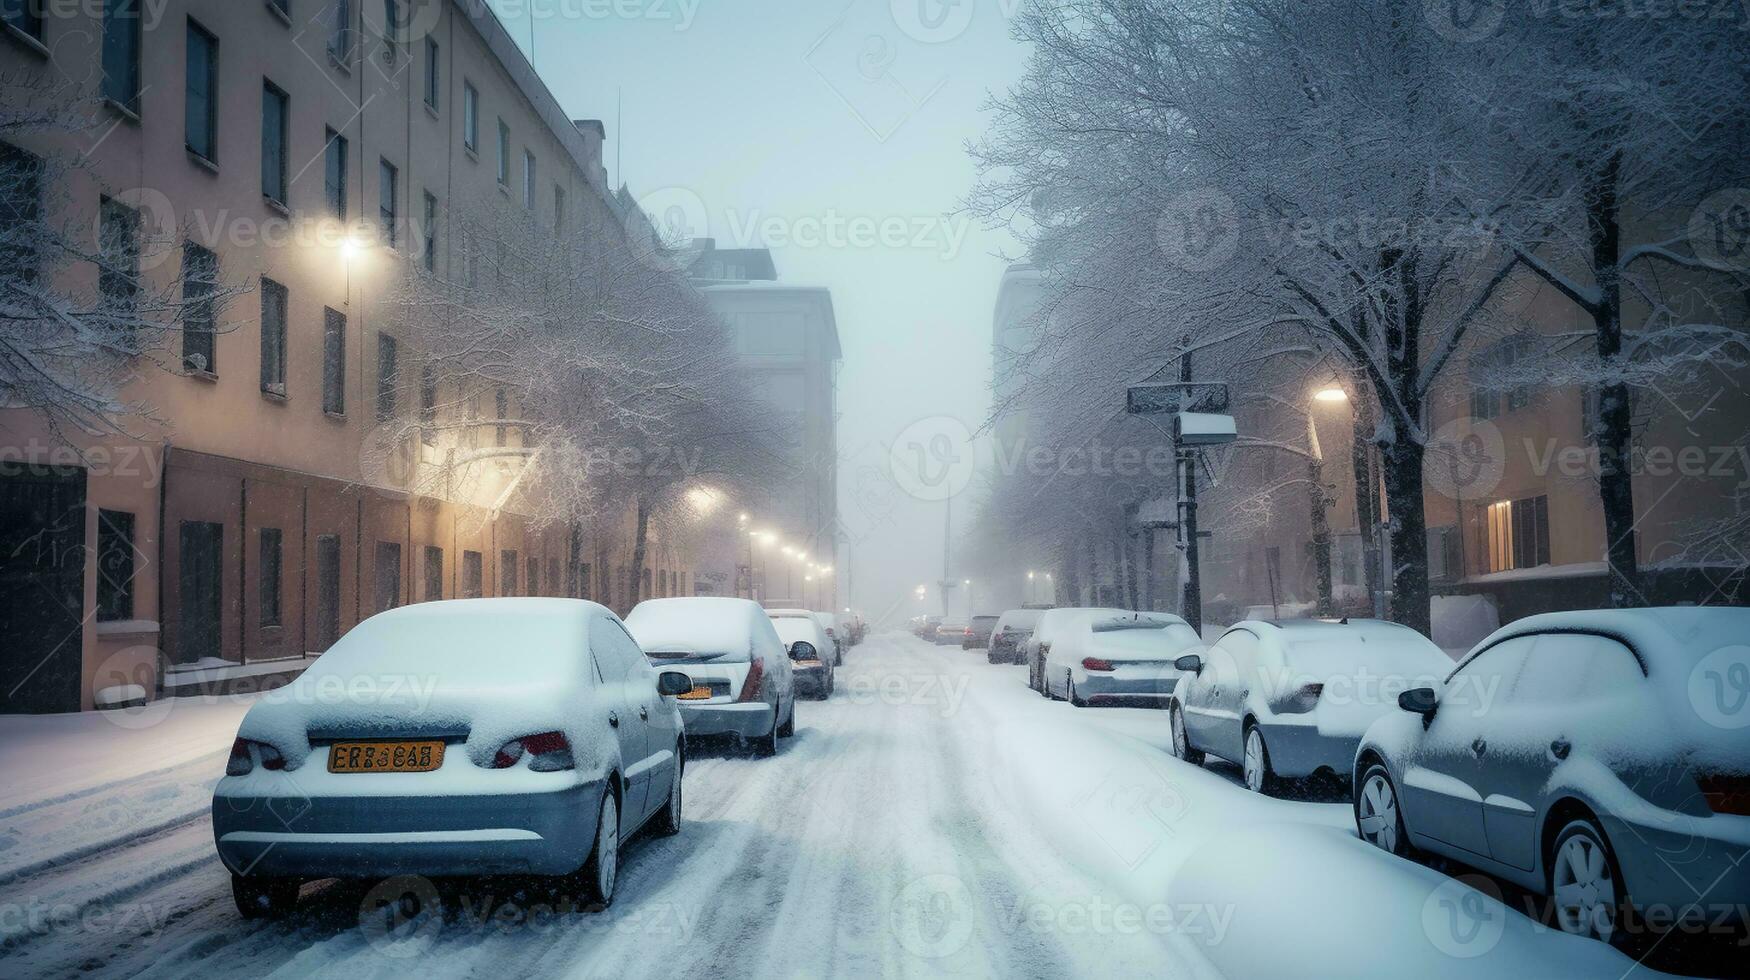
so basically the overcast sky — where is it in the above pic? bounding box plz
[489,0,1031,622]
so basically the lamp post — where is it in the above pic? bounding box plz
[1315,385,1386,618]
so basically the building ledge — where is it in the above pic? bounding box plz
[1462,561,1608,587]
[96,619,160,639]
[163,654,320,693]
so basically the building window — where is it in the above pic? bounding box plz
[260,276,287,395]
[268,0,289,15]
[3,0,44,40]
[378,157,397,248]
[462,550,483,598]
[423,546,444,602]
[496,120,509,185]
[0,143,41,283]
[1470,338,1535,419]
[185,20,218,162]
[102,0,141,112]
[547,557,560,598]
[526,556,539,596]
[323,307,346,414]
[376,333,398,422]
[315,533,341,649]
[324,128,348,220]
[261,82,288,205]
[424,36,440,109]
[328,0,353,64]
[259,527,283,627]
[98,197,141,331]
[375,541,401,612]
[576,561,591,600]
[463,81,479,151]
[1481,496,1551,575]
[500,549,519,596]
[378,0,400,66]
[421,191,438,272]
[522,150,536,209]
[96,509,136,622]
[418,365,437,444]
[494,387,508,446]
[181,243,218,374]
[178,521,224,664]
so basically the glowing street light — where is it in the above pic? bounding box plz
[1314,387,1349,403]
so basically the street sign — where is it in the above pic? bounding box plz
[1173,411,1238,447]
[1126,382,1230,416]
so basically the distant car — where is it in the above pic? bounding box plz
[627,597,797,755]
[988,608,1044,665]
[1354,608,1750,948]
[933,619,968,645]
[1023,608,1125,693]
[913,615,943,641]
[1170,619,1450,795]
[214,599,689,919]
[770,615,835,699]
[1043,612,1203,707]
[962,615,1000,650]
[766,608,839,666]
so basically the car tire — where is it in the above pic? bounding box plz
[1355,763,1412,857]
[231,873,299,919]
[1549,817,1628,947]
[1170,702,1205,766]
[1242,724,1280,796]
[583,790,619,909]
[653,750,683,837]
[776,699,795,739]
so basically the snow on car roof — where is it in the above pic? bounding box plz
[308,598,598,679]
[771,615,826,646]
[626,596,776,657]
[1090,611,1189,632]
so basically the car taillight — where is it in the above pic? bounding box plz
[492,731,574,771]
[1698,775,1750,816]
[1277,683,1325,714]
[1081,657,1115,672]
[737,657,767,702]
[226,738,286,776]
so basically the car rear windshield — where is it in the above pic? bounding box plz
[972,616,999,625]
[646,648,749,664]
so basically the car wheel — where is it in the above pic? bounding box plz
[1549,818,1627,946]
[583,790,619,908]
[1170,702,1205,766]
[231,873,299,919]
[653,750,683,837]
[1242,724,1279,796]
[1355,764,1411,857]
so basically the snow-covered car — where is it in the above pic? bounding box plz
[628,597,796,754]
[212,599,688,919]
[962,615,1000,650]
[1170,618,1450,795]
[1024,607,1125,693]
[933,619,968,645]
[988,608,1044,665]
[770,615,835,699]
[1042,612,1203,707]
[811,611,845,664]
[765,608,839,665]
[1353,607,1750,948]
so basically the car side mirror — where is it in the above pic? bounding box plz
[1399,687,1438,718]
[789,641,817,661]
[657,671,692,697]
[1174,654,1203,673]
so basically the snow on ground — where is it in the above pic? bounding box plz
[0,633,1679,978]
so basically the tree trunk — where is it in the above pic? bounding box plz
[1309,457,1334,617]
[1380,435,1432,635]
[1586,152,1643,607]
[1353,392,1383,616]
[630,497,651,612]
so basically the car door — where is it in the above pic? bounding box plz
[589,616,652,824]
[622,621,684,820]
[1400,635,1536,858]
[1183,630,1240,754]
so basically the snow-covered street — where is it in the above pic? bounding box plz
[0,632,1685,979]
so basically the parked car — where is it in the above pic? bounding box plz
[962,615,1000,650]
[627,597,797,755]
[1024,608,1126,693]
[912,615,942,641]
[811,611,845,665]
[988,608,1045,665]
[1042,612,1203,707]
[933,619,969,645]
[1353,607,1750,948]
[766,608,840,666]
[770,614,835,699]
[1169,618,1449,795]
[213,598,689,919]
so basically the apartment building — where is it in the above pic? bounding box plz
[0,0,696,712]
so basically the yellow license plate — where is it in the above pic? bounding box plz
[678,686,714,701]
[797,660,822,668]
[328,740,445,773]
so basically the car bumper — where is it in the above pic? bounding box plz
[1068,666,1180,704]
[793,664,832,695]
[1254,720,1358,778]
[1602,810,1750,917]
[677,700,776,739]
[212,778,604,879]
